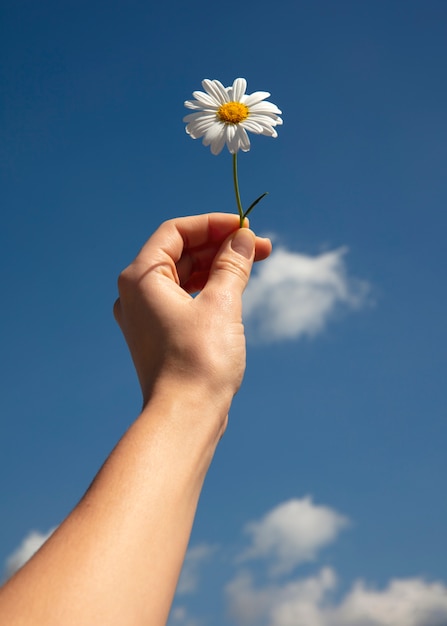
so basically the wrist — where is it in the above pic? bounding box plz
[140,377,233,456]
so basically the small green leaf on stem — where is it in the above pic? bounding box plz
[243,192,269,219]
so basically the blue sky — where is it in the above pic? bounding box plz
[1,0,447,623]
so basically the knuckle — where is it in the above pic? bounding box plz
[215,254,250,281]
[116,265,137,295]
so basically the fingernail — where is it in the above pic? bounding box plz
[231,229,255,259]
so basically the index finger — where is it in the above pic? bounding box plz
[136,213,242,267]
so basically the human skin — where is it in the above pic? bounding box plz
[0,213,272,626]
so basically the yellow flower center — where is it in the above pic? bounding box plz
[217,101,249,124]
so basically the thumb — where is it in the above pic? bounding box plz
[204,227,256,298]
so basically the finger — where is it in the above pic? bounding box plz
[254,236,272,262]
[179,235,272,293]
[200,228,256,308]
[182,270,211,294]
[135,213,242,269]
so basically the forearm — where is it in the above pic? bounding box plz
[0,384,230,626]
[0,215,267,625]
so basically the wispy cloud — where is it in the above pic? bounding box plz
[169,605,202,626]
[3,527,55,580]
[226,569,447,626]
[331,577,447,626]
[226,566,337,626]
[238,497,349,576]
[173,498,447,626]
[226,499,447,626]
[244,246,369,343]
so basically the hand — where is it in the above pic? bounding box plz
[113,213,271,412]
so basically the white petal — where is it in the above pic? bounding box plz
[211,134,227,155]
[242,91,271,107]
[202,122,227,154]
[239,126,251,152]
[250,112,283,126]
[244,114,280,137]
[208,125,227,155]
[225,124,238,152]
[184,99,220,111]
[226,126,239,154]
[250,101,282,115]
[202,79,229,105]
[239,118,264,134]
[203,121,225,142]
[184,99,204,110]
[185,116,219,139]
[192,90,220,108]
[225,123,236,141]
[183,112,213,123]
[248,113,280,126]
[261,125,278,137]
[229,78,247,102]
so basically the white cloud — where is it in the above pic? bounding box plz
[239,497,349,576]
[226,567,337,626]
[177,543,217,595]
[4,527,56,580]
[225,498,447,626]
[244,246,369,343]
[226,571,447,626]
[333,577,447,626]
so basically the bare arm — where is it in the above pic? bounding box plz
[0,213,271,626]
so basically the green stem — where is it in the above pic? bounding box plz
[232,152,244,228]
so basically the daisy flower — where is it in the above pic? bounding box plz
[183,78,283,226]
[183,78,283,156]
